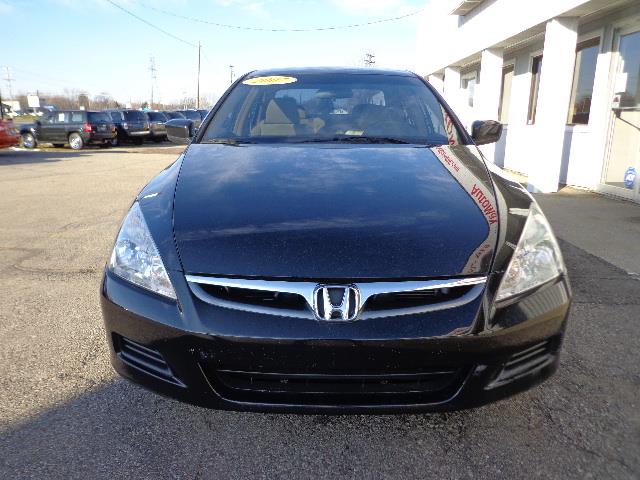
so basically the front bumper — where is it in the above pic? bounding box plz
[101,271,570,414]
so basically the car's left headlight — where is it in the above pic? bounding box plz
[494,202,565,303]
[108,202,176,299]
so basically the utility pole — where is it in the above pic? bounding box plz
[229,65,234,85]
[196,42,201,109]
[149,56,157,109]
[364,53,376,67]
[3,66,14,99]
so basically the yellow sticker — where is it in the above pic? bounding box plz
[242,76,298,86]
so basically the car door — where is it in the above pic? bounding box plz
[40,112,66,142]
[52,111,70,142]
[36,114,55,140]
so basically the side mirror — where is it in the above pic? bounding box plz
[471,120,503,145]
[166,119,194,145]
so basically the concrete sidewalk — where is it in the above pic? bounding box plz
[534,188,640,276]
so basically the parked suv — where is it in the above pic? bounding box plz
[20,110,116,150]
[104,109,150,146]
[177,109,204,129]
[145,111,168,143]
[164,111,186,120]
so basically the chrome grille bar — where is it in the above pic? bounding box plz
[185,275,487,320]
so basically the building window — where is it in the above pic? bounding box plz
[567,38,600,124]
[527,55,543,124]
[498,64,514,123]
[461,72,477,107]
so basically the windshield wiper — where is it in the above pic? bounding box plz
[300,136,412,144]
[200,138,254,146]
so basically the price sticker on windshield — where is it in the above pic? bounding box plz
[243,76,298,86]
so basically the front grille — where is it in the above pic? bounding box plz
[199,284,308,311]
[202,365,469,406]
[187,275,486,321]
[364,285,474,311]
[114,335,185,387]
[488,340,555,388]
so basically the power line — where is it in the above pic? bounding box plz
[105,0,197,47]
[138,1,424,32]
[149,56,157,107]
[3,66,14,99]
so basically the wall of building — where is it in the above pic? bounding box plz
[417,0,593,74]
[420,1,640,195]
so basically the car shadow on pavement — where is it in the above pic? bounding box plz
[0,376,539,479]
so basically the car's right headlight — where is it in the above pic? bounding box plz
[495,202,565,303]
[108,202,176,299]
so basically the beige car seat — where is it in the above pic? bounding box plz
[251,97,300,136]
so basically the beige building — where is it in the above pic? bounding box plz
[417,0,640,203]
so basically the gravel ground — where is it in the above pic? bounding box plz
[0,146,638,479]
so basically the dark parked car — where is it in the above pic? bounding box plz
[164,109,207,143]
[104,109,150,145]
[178,109,204,128]
[0,118,20,148]
[164,111,185,120]
[102,68,571,413]
[20,110,116,150]
[145,111,168,143]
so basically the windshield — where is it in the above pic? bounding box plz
[182,110,201,121]
[146,111,167,121]
[88,112,111,123]
[200,73,465,145]
[124,110,146,122]
[166,111,185,119]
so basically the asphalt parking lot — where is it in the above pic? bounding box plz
[0,146,638,479]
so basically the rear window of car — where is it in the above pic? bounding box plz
[88,112,111,123]
[109,111,123,122]
[165,111,185,119]
[200,73,465,145]
[124,110,146,121]
[146,111,167,121]
[182,110,201,121]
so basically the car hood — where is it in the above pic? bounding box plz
[173,143,499,279]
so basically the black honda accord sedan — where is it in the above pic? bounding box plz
[101,68,571,413]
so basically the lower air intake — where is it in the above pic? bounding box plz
[114,335,185,387]
[202,365,469,406]
[488,340,556,389]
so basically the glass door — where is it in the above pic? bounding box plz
[602,28,640,201]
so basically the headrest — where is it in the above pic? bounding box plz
[265,97,299,124]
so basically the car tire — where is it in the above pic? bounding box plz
[152,137,163,143]
[110,137,119,147]
[133,138,144,145]
[68,132,84,150]
[21,132,36,149]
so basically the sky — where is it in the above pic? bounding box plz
[0,0,428,105]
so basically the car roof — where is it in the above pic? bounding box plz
[244,67,416,79]
[53,110,86,114]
